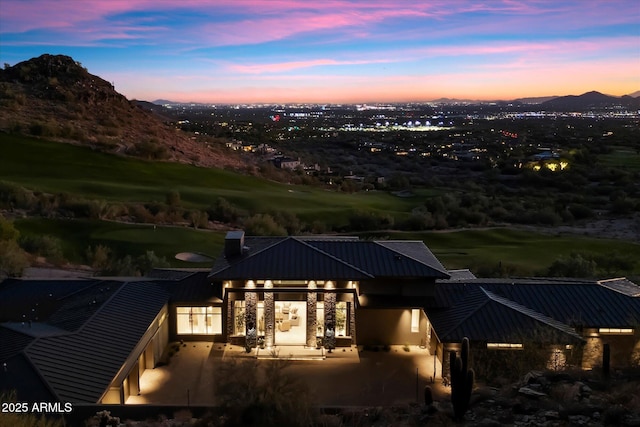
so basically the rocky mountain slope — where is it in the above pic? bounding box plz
[0,54,247,169]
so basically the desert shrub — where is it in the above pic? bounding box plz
[207,197,245,224]
[243,214,287,236]
[547,252,597,278]
[0,240,29,278]
[568,203,593,220]
[19,234,65,263]
[85,244,111,271]
[214,357,315,426]
[347,210,394,231]
[0,181,37,210]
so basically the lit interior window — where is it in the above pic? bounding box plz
[487,343,523,349]
[598,328,633,335]
[411,309,420,333]
[177,306,222,335]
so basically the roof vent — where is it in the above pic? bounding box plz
[225,230,245,258]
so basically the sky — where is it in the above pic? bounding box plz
[1,0,639,104]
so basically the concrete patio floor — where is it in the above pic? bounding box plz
[126,342,446,407]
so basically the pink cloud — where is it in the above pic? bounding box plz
[226,58,392,74]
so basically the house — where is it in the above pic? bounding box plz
[1,231,639,404]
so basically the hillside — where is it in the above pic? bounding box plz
[0,54,247,169]
[540,90,640,110]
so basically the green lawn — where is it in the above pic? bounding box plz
[14,218,225,268]
[14,218,640,276]
[0,134,419,227]
[366,228,640,276]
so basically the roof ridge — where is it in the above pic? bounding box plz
[73,281,127,334]
[293,237,375,278]
[374,240,448,275]
[480,287,582,339]
[440,287,490,339]
[209,237,288,276]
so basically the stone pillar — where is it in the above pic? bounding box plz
[349,300,357,345]
[264,280,275,348]
[226,298,234,339]
[306,281,317,348]
[245,281,257,349]
[324,282,336,350]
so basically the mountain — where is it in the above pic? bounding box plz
[627,90,640,98]
[0,54,245,169]
[152,99,179,105]
[512,95,559,104]
[540,91,640,110]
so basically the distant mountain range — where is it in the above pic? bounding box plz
[0,54,245,169]
[539,91,640,110]
[155,92,640,109]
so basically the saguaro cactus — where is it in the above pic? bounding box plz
[450,337,474,421]
[602,343,610,378]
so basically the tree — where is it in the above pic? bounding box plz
[547,252,597,278]
[0,240,29,277]
[0,215,29,277]
[243,214,287,236]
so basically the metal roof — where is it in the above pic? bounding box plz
[24,281,170,403]
[209,236,450,280]
[597,278,640,297]
[428,286,583,343]
[210,237,374,280]
[163,270,222,303]
[428,278,640,342]
[0,278,100,323]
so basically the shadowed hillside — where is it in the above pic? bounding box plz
[0,54,247,170]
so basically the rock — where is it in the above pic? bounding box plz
[524,370,544,384]
[545,410,560,420]
[568,414,590,425]
[518,386,548,398]
[478,418,502,427]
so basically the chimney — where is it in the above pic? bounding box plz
[225,230,245,258]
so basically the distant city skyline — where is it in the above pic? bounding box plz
[1,0,639,104]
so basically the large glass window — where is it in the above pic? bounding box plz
[176,306,222,335]
[336,302,348,336]
[411,309,420,333]
[234,300,246,336]
[316,301,349,337]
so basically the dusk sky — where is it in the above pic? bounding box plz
[1,0,639,104]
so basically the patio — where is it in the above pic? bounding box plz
[126,342,445,406]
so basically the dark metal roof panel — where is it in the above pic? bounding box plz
[165,271,222,303]
[209,238,372,280]
[25,281,170,403]
[0,278,99,322]
[0,327,34,361]
[305,240,449,278]
[432,280,640,328]
[429,287,582,343]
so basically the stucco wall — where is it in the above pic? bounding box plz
[356,308,424,345]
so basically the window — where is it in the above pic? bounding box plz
[336,302,348,336]
[598,328,633,335]
[411,309,420,333]
[176,306,222,335]
[487,343,523,349]
[234,300,246,336]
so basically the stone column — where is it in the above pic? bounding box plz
[264,280,275,348]
[226,298,234,339]
[349,300,357,345]
[324,282,336,350]
[245,281,257,349]
[306,281,317,348]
